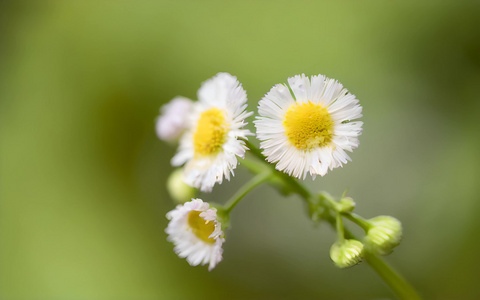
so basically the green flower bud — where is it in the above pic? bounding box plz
[364,216,402,256]
[167,169,196,204]
[330,239,364,268]
[337,197,356,213]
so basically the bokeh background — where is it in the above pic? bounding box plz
[1,1,480,299]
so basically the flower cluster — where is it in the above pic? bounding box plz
[156,72,400,273]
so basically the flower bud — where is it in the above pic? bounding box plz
[364,216,402,256]
[337,197,356,213]
[330,239,364,268]
[167,169,196,204]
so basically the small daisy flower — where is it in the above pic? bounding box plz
[166,199,224,271]
[171,73,252,192]
[156,96,193,142]
[255,74,363,179]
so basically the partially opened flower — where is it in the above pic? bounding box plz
[171,73,252,192]
[156,96,193,142]
[166,199,224,271]
[255,74,363,179]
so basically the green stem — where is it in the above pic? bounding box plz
[343,212,372,232]
[239,156,268,175]
[243,139,311,200]
[242,138,421,299]
[335,213,345,242]
[319,192,340,211]
[223,171,272,214]
[364,252,422,300]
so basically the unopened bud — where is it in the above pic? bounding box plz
[337,197,355,213]
[364,216,402,255]
[330,239,364,268]
[167,169,196,204]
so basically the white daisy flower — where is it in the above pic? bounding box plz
[166,199,224,271]
[171,73,252,192]
[156,96,193,142]
[254,74,363,179]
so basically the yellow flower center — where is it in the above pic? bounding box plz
[283,101,334,150]
[193,108,229,157]
[187,210,216,244]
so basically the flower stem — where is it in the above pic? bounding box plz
[364,252,422,300]
[243,139,311,199]
[242,138,421,299]
[319,192,341,210]
[343,212,372,232]
[223,171,273,215]
[335,213,345,242]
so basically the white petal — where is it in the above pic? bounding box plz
[287,74,311,103]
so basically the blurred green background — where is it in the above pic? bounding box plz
[1,0,480,299]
